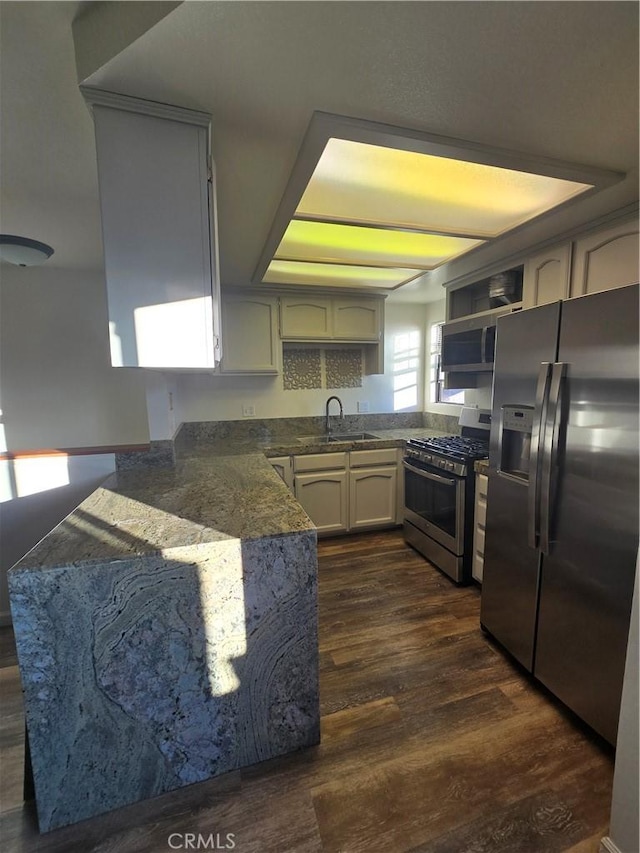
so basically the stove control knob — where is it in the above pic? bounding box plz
[446,461,455,472]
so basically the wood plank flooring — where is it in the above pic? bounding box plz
[0,530,614,852]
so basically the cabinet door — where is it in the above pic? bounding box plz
[523,243,571,308]
[270,456,293,491]
[570,219,640,298]
[349,466,397,531]
[294,471,348,534]
[332,298,382,341]
[221,296,279,373]
[472,473,488,583]
[280,297,333,339]
[91,102,219,369]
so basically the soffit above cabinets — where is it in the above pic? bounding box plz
[254,113,623,292]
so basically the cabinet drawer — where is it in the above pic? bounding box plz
[476,499,487,528]
[294,452,347,473]
[476,474,488,500]
[472,551,484,583]
[350,448,398,467]
[475,526,485,557]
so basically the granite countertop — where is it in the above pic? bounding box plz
[11,427,451,575]
[10,453,314,574]
[178,427,451,459]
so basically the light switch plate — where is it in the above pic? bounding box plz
[357,401,370,413]
[242,404,256,417]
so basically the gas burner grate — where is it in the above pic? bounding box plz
[407,435,489,462]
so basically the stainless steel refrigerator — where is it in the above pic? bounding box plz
[480,283,638,745]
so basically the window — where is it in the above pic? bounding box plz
[430,323,465,405]
[393,330,421,411]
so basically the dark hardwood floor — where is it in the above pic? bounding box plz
[0,530,614,852]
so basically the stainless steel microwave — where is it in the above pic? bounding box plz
[441,309,512,374]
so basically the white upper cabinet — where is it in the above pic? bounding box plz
[220,294,279,373]
[84,89,221,369]
[280,297,333,339]
[280,294,383,342]
[332,298,382,341]
[570,218,640,298]
[523,243,572,309]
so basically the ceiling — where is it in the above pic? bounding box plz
[1,1,638,303]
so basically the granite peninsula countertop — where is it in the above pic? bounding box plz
[11,427,450,575]
[10,423,455,829]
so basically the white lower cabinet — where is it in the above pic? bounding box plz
[472,472,488,583]
[295,471,349,534]
[349,466,397,530]
[292,447,400,536]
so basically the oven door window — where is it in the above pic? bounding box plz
[404,464,458,539]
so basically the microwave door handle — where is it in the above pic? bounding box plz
[539,362,566,555]
[403,461,457,487]
[528,362,551,549]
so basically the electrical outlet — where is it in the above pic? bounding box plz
[242,404,256,418]
[357,401,370,413]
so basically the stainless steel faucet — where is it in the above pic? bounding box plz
[325,396,344,433]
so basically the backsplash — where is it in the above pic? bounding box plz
[422,411,461,434]
[119,411,461,469]
[175,412,424,445]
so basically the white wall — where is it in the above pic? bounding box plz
[0,263,151,623]
[172,303,425,425]
[0,265,149,450]
[0,454,116,625]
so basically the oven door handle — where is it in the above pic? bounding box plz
[403,460,457,486]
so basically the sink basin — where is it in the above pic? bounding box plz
[328,432,379,442]
[296,432,379,444]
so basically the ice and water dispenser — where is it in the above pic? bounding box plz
[499,405,533,480]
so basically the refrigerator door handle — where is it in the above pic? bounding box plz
[539,362,566,555]
[528,362,552,549]
[481,327,488,363]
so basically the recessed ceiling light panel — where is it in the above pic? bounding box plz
[275,220,484,269]
[255,113,621,289]
[296,139,593,239]
[264,260,422,289]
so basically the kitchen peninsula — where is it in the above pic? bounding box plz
[8,421,448,833]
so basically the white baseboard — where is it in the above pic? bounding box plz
[600,837,623,853]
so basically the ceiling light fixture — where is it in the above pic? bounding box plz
[0,235,55,267]
[254,113,624,291]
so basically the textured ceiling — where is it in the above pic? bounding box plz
[2,1,638,303]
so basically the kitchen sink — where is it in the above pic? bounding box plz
[296,432,379,444]
[328,432,379,442]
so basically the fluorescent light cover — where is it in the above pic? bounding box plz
[296,139,593,238]
[263,260,420,289]
[276,220,484,269]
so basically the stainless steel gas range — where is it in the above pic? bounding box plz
[403,408,490,584]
